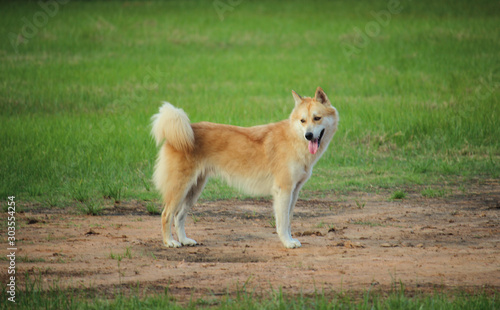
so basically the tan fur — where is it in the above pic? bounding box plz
[152,87,339,248]
[151,102,194,151]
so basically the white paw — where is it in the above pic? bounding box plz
[164,240,182,248]
[180,238,197,246]
[283,238,302,249]
[291,238,302,247]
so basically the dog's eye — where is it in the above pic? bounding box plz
[300,119,306,123]
[314,116,322,121]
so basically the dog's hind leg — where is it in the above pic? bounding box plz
[174,173,208,246]
[160,168,197,248]
[161,191,188,248]
[161,200,183,248]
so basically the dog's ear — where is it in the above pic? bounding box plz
[314,87,330,105]
[292,90,302,106]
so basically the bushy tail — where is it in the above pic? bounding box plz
[151,102,194,152]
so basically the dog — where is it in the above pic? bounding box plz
[151,87,339,248]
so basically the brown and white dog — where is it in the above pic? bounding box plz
[152,87,339,248]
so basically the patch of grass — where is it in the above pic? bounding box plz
[43,194,63,208]
[268,219,276,228]
[391,190,407,200]
[26,185,44,197]
[100,182,122,203]
[124,246,132,259]
[316,221,326,228]
[146,202,161,215]
[355,199,366,209]
[110,247,132,261]
[109,252,122,262]
[71,182,93,203]
[2,274,497,309]
[78,199,104,216]
[421,187,450,198]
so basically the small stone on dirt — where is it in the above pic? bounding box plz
[380,243,398,248]
[85,229,99,236]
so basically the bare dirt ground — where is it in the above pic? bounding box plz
[3,180,499,302]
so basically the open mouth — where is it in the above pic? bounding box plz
[308,129,325,155]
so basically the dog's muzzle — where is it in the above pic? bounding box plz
[306,129,325,154]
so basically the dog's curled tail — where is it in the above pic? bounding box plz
[151,102,195,152]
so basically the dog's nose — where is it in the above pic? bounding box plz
[305,132,314,141]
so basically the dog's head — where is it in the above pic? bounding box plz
[290,87,339,155]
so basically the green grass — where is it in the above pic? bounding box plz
[1,0,499,204]
[77,198,104,216]
[109,247,132,261]
[421,187,450,198]
[145,202,161,215]
[1,274,497,310]
[391,190,407,200]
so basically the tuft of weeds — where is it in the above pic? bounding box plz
[316,221,326,228]
[110,247,132,261]
[268,219,276,228]
[44,194,62,208]
[109,252,122,262]
[124,246,132,259]
[391,190,407,200]
[355,199,366,209]
[71,182,93,203]
[421,187,450,198]
[101,182,122,203]
[26,185,44,197]
[146,202,161,215]
[78,198,104,216]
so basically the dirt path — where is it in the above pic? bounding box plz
[3,182,499,301]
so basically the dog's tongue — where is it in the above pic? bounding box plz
[308,139,319,154]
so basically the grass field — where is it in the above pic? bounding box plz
[3,275,497,309]
[1,0,499,204]
[1,0,499,308]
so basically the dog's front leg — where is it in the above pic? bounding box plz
[273,188,301,248]
[288,173,310,235]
